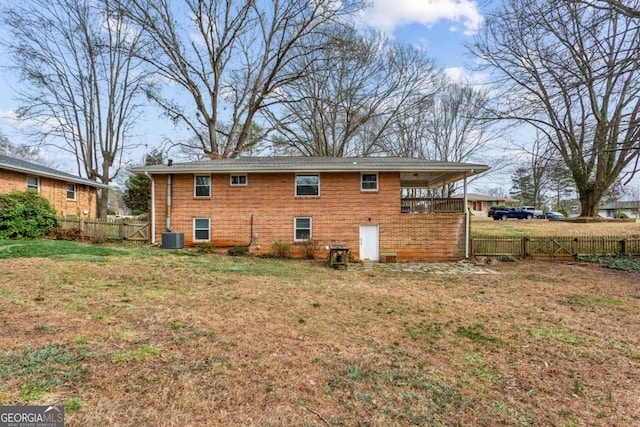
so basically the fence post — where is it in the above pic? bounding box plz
[522,237,529,259]
[620,239,627,256]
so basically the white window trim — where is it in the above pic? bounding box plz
[194,175,211,198]
[294,217,312,241]
[193,217,210,242]
[361,173,378,192]
[27,176,40,192]
[66,183,77,200]
[295,174,320,197]
[230,174,248,186]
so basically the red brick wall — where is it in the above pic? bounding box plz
[0,169,97,218]
[151,171,467,261]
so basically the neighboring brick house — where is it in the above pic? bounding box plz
[0,154,108,218]
[453,193,518,216]
[132,157,489,261]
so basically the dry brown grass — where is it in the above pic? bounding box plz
[1,247,639,426]
[472,216,640,237]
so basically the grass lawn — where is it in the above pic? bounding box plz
[472,216,640,237]
[0,241,639,426]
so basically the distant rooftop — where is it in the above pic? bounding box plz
[0,154,109,189]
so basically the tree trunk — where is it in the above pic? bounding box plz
[98,188,109,219]
[578,187,604,217]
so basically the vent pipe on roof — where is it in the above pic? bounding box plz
[168,159,173,166]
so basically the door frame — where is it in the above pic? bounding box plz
[359,224,379,261]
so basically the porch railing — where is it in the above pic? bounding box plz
[401,197,465,213]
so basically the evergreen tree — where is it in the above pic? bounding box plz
[123,151,164,215]
[509,167,536,205]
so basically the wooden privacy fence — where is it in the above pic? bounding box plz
[472,235,640,259]
[57,217,149,243]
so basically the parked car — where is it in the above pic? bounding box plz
[521,206,545,219]
[488,207,536,220]
[546,211,565,219]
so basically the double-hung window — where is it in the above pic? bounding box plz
[194,175,211,197]
[361,173,378,191]
[294,217,312,241]
[193,218,210,241]
[27,176,40,192]
[66,184,76,200]
[295,175,319,196]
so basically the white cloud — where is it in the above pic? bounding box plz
[444,66,488,85]
[360,0,483,35]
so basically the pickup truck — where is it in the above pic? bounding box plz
[488,207,536,220]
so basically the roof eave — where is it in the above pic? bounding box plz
[0,164,109,189]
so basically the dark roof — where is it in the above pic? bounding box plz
[600,201,640,210]
[132,156,490,187]
[0,154,109,189]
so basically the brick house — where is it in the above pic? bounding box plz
[132,157,489,261]
[0,154,107,218]
[453,193,518,216]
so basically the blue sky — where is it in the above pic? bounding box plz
[0,0,501,186]
[360,0,485,81]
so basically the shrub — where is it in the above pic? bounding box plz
[271,241,293,258]
[299,239,320,259]
[0,191,58,239]
[196,242,217,253]
[227,246,248,256]
[48,227,84,241]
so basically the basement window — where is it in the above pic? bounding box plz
[193,218,210,241]
[294,217,312,241]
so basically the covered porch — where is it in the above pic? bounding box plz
[399,169,473,214]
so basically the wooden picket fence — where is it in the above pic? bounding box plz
[57,217,149,243]
[472,235,640,259]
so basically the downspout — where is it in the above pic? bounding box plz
[245,214,254,247]
[166,174,172,232]
[145,171,156,244]
[464,173,470,259]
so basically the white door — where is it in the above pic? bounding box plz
[359,225,379,261]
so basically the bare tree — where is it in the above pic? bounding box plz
[119,0,362,158]
[2,0,149,217]
[577,0,640,18]
[0,130,50,164]
[266,28,441,157]
[384,81,499,196]
[472,0,640,216]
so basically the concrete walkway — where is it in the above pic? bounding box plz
[356,261,499,274]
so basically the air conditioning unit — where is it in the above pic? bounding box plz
[162,232,184,249]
